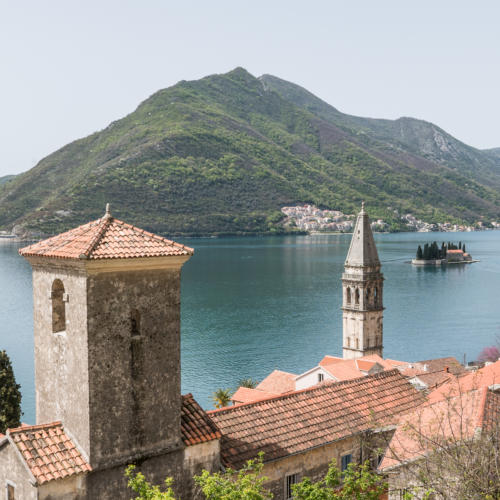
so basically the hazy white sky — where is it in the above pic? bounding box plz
[1,0,499,176]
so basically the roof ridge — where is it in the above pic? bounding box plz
[209,369,401,415]
[80,216,112,259]
[8,420,62,434]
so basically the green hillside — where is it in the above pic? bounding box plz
[1,68,499,237]
[0,175,15,186]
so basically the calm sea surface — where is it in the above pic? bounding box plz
[1,231,499,422]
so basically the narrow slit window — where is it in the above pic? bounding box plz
[51,279,66,333]
[285,473,298,500]
[346,287,351,304]
[355,288,360,305]
[7,483,15,500]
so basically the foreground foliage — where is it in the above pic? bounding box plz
[292,460,386,500]
[195,453,273,500]
[125,465,177,500]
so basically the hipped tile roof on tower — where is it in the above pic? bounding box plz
[19,212,193,260]
[209,370,425,469]
[8,422,91,484]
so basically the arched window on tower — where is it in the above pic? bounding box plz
[355,338,359,350]
[346,287,351,304]
[355,288,360,305]
[347,337,351,348]
[365,288,371,306]
[374,287,378,306]
[51,279,66,333]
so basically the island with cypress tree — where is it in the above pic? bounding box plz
[412,241,474,265]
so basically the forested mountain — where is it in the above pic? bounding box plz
[1,68,499,237]
[0,175,15,186]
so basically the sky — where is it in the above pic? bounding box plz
[1,0,499,177]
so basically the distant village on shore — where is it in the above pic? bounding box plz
[282,204,500,234]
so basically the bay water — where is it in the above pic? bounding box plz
[1,230,499,422]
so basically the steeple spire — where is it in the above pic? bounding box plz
[345,203,380,267]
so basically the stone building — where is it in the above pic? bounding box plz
[342,203,384,359]
[210,369,424,499]
[0,208,220,499]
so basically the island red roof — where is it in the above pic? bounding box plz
[8,421,91,484]
[19,212,193,260]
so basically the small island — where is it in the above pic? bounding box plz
[412,241,475,266]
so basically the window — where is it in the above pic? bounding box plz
[346,287,351,304]
[365,288,370,305]
[51,279,66,333]
[285,473,298,499]
[7,483,15,500]
[354,288,360,305]
[341,453,352,472]
[355,338,359,350]
[318,373,324,383]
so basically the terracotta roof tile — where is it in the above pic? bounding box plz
[209,370,425,469]
[232,387,279,404]
[19,215,193,260]
[428,359,500,404]
[380,386,500,471]
[256,370,296,394]
[181,394,221,446]
[8,422,91,484]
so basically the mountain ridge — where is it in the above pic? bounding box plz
[1,67,499,237]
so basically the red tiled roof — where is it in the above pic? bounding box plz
[19,214,193,260]
[322,361,365,381]
[209,370,425,469]
[380,386,499,471]
[181,394,221,446]
[8,421,91,484]
[482,390,500,432]
[319,355,343,366]
[232,387,278,404]
[447,249,464,253]
[428,359,500,404]
[256,370,296,394]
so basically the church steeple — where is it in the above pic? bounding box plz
[342,203,384,359]
[345,202,380,268]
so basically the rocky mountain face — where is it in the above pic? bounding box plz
[1,68,499,237]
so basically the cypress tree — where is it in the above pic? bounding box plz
[462,243,466,253]
[416,245,423,259]
[423,243,430,260]
[459,241,462,250]
[0,350,22,433]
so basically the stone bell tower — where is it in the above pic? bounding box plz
[342,203,384,359]
[20,206,193,498]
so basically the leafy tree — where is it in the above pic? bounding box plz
[125,465,177,500]
[416,245,423,260]
[238,378,258,389]
[292,460,386,500]
[212,388,233,408]
[0,350,22,433]
[194,452,273,500]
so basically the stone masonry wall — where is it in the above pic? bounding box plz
[86,268,182,469]
[31,262,91,456]
[0,441,38,500]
